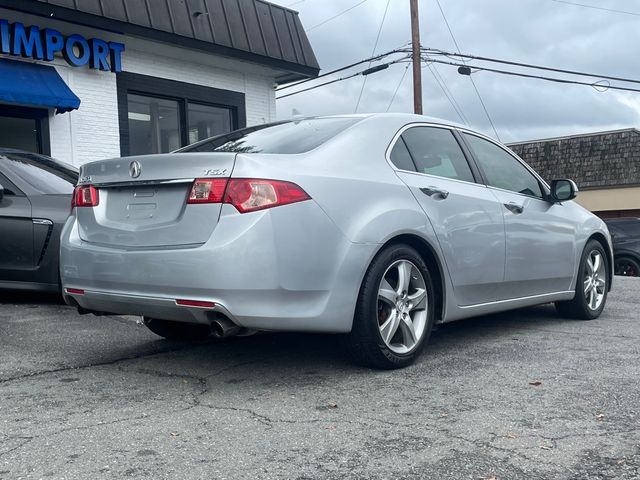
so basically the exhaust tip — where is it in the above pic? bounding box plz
[210,315,241,339]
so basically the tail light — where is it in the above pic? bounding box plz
[72,185,99,208]
[187,178,310,213]
[187,179,227,204]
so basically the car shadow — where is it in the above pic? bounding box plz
[0,290,65,305]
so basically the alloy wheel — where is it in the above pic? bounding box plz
[377,259,428,354]
[584,250,606,311]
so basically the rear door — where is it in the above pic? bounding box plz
[461,132,577,300]
[0,169,33,279]
[390,125,506,306]
[76,153,237,248]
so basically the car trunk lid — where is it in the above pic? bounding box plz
[76,153,235,248]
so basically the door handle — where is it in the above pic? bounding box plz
[420,186,449,199]
[504,202,524,214]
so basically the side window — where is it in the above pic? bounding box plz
[463,133,544,198]
[0,170,20,196]
[389,138,416,171]
[401,127,475,183]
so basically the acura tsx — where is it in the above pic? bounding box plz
[60,114,612,368]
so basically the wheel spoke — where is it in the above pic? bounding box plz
[586,257,595,274]
[380,310,400,344]
[396,261,412,295]
[399,314,417,346]
[378,279,397,305]
[407,288,427,310]
[592,253,601,274]
[596,278,606,289]
[589,290,598,310]
[583,278,591,294]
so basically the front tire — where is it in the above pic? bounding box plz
[143,317,211,341]
[555,240,609,320]
[346,244,435,369]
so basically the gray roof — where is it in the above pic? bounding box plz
[508,128,640,190]
[5,0,319,82]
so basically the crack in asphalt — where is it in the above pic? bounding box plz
[0,344,200,386]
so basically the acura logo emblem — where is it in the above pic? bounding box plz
[129,161,141,178]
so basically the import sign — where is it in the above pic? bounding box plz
[0,19,125,73]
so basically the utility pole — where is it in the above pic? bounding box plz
[410,0,422,114]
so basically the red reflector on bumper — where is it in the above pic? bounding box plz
[65,288,85,295]
[175,299,216,308]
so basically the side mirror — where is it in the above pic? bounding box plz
[550,179,578,202]
[0,183,4,203]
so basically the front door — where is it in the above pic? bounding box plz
[461,132,577,300]
[0,171,34,282]
[390,125,506,306]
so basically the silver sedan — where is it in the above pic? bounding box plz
[60,114,612,369]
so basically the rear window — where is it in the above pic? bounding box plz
[177,118,361,154]
[0,152,78,194]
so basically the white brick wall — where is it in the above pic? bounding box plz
[49,45,277,166]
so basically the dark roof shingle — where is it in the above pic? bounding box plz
[2,0,319,81]
[508,129,640,189]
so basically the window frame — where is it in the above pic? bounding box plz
[117,72,246,157]
[385,123,483,185]
[457,129,552,201]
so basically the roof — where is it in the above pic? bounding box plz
[1,0,319,82]
[508,128,640,190]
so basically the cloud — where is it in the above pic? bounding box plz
[272,0,640,142]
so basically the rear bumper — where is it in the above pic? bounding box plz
[60,201,377,333]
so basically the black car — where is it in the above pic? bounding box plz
[604,217,640,277]
[0,149,78,292]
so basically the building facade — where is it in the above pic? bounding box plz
[0,0,318,166]
[509,129,640,218]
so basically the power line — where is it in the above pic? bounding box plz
[276,48,409,91]
[434,0,499,140]
[424,48,640,87]
[307,0,369,31]
[427,63,470,125]
[425,58,640,95]
[387,63,410,112]
[550,0,640,17]
[355,0,391,112]
[276,57,409,100]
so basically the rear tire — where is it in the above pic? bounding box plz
[555,240,609,320]
[614,256,640,277]
[345,244,435,369]
[143,317,211,342]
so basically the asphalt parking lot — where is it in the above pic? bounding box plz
[0,278,638,480]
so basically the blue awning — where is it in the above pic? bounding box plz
[0,58,81,114]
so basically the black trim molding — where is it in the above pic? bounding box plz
[116,72,246,157]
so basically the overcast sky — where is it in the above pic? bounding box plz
[270,0,640,143]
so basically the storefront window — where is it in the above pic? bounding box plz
[127,94,181,155]
[187,103,232,145]
[0,115,40,153]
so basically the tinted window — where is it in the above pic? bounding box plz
[463,133,543,198]
[187,103,232,145]
[178,118,361,154]
[0,171,19,195]
[400,127,474,182]
[128,94,181,155]
[0,152,77,194]
[389,138,416,171]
